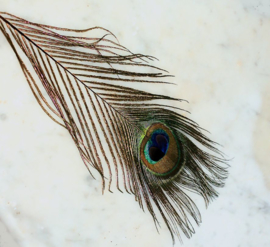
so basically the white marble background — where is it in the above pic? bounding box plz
[0,0,270,246]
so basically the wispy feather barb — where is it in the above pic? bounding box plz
[0,12,228,243]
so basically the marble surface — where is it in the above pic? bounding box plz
[0,0,270,246]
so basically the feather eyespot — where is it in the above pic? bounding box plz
[140,123,183,177]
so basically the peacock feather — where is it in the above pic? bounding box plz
[0,12,228,243]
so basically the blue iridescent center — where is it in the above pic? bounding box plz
[144,129,169,164]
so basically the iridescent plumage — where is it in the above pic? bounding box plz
[0,12,228,243]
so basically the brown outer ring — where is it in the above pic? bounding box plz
[140,123,179,175]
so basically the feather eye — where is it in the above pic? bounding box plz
[140,122,182,177]
[0,12,228,243]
